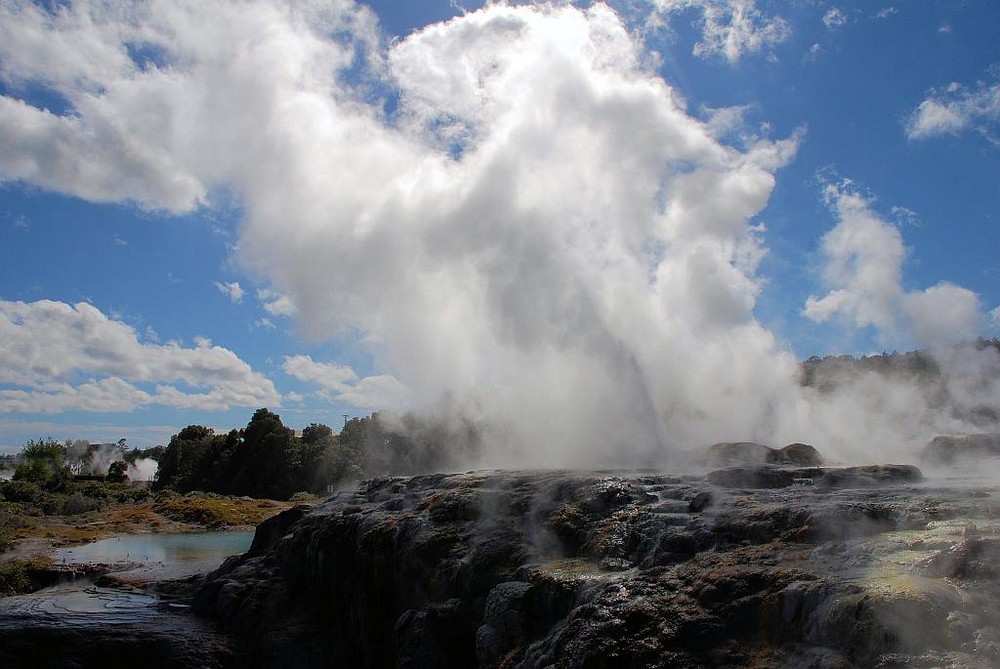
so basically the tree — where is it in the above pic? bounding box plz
[106,460,129,483]
[246,409,295,498]
[292,423,337,493]
[153,426,216,491]
[13,438,71,490]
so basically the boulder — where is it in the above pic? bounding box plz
[922,434,1000,465]
[705,441,790,466]
[779,442,823,466]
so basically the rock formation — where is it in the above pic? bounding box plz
[192,460,1000,668]
[922,433,1000,465]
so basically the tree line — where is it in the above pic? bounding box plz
[5,407,481,502]
[153,407,480,499]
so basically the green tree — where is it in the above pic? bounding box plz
[230,409,295,499]
[106,460,129,483]
[13,438,71,490]
[153,425,216,492]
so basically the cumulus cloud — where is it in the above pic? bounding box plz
[283,354,358,392]
[804,181,984,347]
[649,0,790,63]
[0,299,279,413]
[905,78,1000,143]
[0,0,380,211]
[215,280,244,303]
[283,355,411,411]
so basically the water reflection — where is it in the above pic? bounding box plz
[54,531,254,580]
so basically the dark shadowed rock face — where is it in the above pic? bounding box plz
[194,466,1000,668]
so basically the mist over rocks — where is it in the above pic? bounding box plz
[191,465,1000,668]
[921,433,1000,466]
[702,441,823,468]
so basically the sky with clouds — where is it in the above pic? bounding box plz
[0,0,997,459]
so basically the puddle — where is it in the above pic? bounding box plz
[53,531,254,580]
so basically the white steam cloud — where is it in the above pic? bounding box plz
[0,1,996,468]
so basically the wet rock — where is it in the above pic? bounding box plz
[185,468,1000,668]
[706,467,795,489]
[248,503,312,555]
[922,433,1000,465]
[706,441,791,466]
[0,586,231,668]
[817,464,923,488]
[779,442,824,466]
[687,490,712,512]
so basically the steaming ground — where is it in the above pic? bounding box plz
[0,1,997,469]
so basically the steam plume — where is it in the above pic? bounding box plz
[0,1,996,468]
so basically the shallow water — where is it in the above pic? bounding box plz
[54,531,254,580]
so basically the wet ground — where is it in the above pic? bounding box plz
[0,531,253,668]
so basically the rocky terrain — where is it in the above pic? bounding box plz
[187,440,1000,668]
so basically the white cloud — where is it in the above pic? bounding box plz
[902,283,982,348]
[874,7,898,20]
[0,0,379,212]
[215,280,244,303]
[257,289,296,318]
[336,375,413,411]
[905,78,1000,143]
[283,354,411,411]
[803,43,822,62]
[0,299,279,413]
[822,7,848,29]
[649,0,790,63]
[283,354,357,392]
[804,181,983,347]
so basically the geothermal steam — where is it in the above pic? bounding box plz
[0,1,996,467]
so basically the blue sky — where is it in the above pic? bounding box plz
[0,0,998,456]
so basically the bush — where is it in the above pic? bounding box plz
[289,491,317,502]
[0,481,65,514]
[67,481,151,506]
[0,561,30,595]
[0,506,29,552]
[61,492,102,515]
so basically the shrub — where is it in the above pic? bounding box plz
[61,492,102,515]
[0,561,30,595]
[289,491,317,502]
[0,481,65,514]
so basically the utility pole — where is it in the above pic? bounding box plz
[343,414,350,428]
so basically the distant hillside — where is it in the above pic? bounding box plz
[798,338,1000,427]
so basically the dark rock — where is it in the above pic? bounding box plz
[779,442,824,466]
[706,441,791,466]
[100,467,1000,668]
[817,464,923,488]
[707,466,795,489]
[922,433,1000,465]
[248,503,312,555]
[687,490,712,512]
